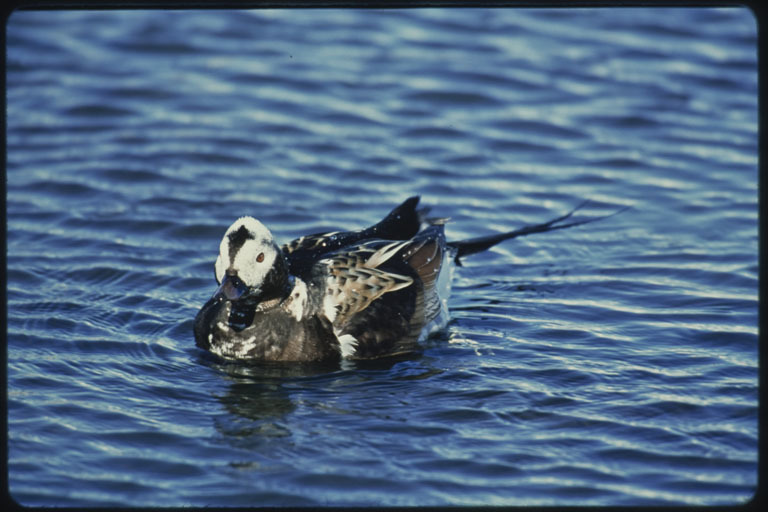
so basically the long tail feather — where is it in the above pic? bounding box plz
[448,201,630,265]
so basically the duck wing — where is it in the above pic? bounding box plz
[282,196,427,279]
[316,224,447,358]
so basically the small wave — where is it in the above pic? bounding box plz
[404,90,502,107]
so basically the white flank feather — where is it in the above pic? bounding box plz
[285,278,308,321]
[337,333,358,358]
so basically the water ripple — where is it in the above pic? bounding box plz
[7,6,757,508]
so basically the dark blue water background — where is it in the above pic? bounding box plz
[6,7,758,507]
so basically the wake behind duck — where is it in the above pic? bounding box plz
[194,196,624,362]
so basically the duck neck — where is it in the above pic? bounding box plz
[254,253,294,307]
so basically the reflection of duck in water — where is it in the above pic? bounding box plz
[210,356,418,439]
[195,196,625,362]
[210,363,300,442]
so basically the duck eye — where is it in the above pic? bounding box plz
[256,252,265,263]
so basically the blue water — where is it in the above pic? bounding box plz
[6,7,758,507]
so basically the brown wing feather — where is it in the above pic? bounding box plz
[322,225,447,347]
[400,236,444,336]
[324,250,414,328]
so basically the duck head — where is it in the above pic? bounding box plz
[212,216,292,307]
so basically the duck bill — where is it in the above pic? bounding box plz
[214,274,249,301]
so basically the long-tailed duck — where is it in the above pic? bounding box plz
[194,196,624,362]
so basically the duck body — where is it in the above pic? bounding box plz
[194,196,624,362]
[194,197,452,362]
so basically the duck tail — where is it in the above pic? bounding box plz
[448,201,630,266]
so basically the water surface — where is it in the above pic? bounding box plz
[6,7,758,506]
